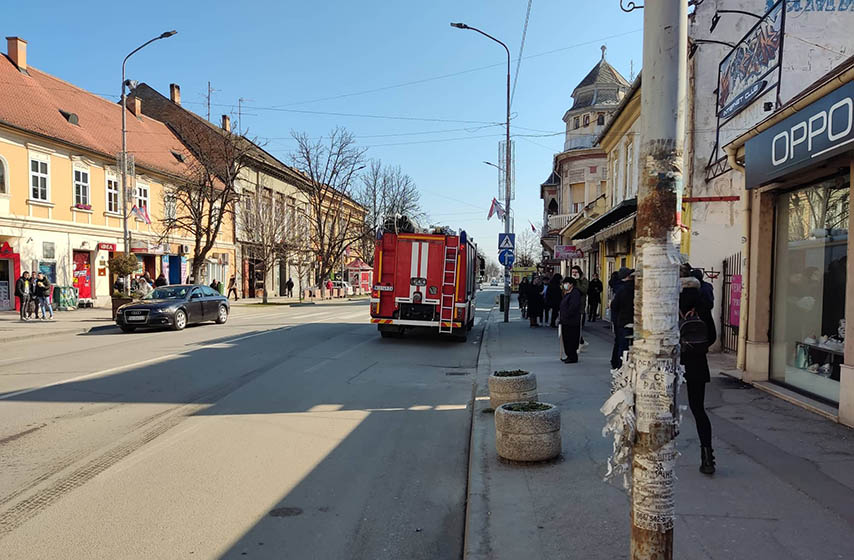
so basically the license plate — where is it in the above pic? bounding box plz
[374,285,393,292]
[127,315,146,321]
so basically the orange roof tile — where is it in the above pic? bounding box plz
[0,53,194,178]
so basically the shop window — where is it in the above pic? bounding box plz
[106,177,120,214]
[74,169,90,206]
[30,155,49,201]
[771,175,848,404]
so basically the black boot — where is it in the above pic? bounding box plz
[700,446,716,475]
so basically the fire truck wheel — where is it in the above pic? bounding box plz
[451,331,468,343]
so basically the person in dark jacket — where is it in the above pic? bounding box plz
[518,277,529,318]
[587,272,603,322]
[286,278,295,297]
[692,268,714,311]
[546,273,563,328]
[154,273,168,287]
[34,272,53,320]
[680,274,718,475]
[559,277,582,363]
[528,277,544,327]
[610,267,635,369]
[15,271,32,321]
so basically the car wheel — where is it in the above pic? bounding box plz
[120,326,136,333]
[172,309,187,331]
[216,304,228,324]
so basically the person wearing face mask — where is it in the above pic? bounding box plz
[570,265,589,348]
[559,277,582,363]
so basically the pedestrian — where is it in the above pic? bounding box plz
[570,266,589,348]
[154,272,167,287]
[15,271,32,321]
[227,276,239,301]
[546,273,563,328]
[679,271,718,475]
[35,272,54,320]
[137,275,153,298]
[588,271,603,322]
[114,276,125,294]
[610,267,635,369]
[286,277,294,298]
[518,277,529,319]
[688,265,714,311]
[210,279,219,292]
[143,271,153,288]
[528,276,544,328]
[559,276,583,364]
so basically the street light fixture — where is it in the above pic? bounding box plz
[120,30,177,267]
[451,21,512,323]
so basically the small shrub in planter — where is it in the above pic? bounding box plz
[487,370,537,409]
[495,401,561,462]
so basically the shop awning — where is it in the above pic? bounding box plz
[572,198,637,241]
[593,213,636,243]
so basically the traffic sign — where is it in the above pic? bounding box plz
[498,249,515,267]
[498,233,515,250]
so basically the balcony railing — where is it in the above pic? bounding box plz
[547,213,576,231]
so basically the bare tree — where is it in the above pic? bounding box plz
[356,159,423,264]
[290,128,367,283]
[515,228,540,268]
[162,125,255,283]
[485,260,501,280]
[237,181,290,303]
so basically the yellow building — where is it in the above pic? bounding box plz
[0,37,235,309]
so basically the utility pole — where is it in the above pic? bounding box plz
[627,1,687,559]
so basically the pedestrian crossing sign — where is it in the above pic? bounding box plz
[498,233,515,250]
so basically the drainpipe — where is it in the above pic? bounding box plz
[724,144,749,372]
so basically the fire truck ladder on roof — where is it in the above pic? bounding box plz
[439,245,458,334]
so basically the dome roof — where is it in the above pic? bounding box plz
[569,46,630,111]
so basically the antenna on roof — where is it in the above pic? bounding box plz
[601,45,607,61]
[204,81,220,122]
[630,59,635,82]
[238,97,254,135]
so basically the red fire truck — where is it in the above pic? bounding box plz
[370,229,477,341]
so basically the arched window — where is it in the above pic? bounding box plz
[547,198,559,215]
[0,155,7,194]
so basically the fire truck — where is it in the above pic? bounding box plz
[370,227,477,341]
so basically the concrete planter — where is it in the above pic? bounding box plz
[495,402,561,462]
[487,370,537,409]
[110,296,133,320]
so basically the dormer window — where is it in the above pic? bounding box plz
[597,113,605,125]
[573,117,580,130]
[583,114,590,127]
[170,150,185,163]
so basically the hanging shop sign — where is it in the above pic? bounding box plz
[554,245,584,260]
[97,242,117,252]
[745,80,854,188]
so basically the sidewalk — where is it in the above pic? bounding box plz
[229,294,370,307]
[466,306,854,559]
[0,307,114,343]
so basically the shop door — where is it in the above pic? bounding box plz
[169,256,182,285]
[73,251,92,299]
[0,259,11,310]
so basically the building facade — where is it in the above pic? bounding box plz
[0,37,235,310]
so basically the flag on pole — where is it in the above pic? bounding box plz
[140,205,151,225]
[487,198,498,220]
[529,220,537,233]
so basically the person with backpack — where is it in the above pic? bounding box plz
[680,272,718,475]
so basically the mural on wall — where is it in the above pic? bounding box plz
[718,1,784,121]
[780,0,854,12]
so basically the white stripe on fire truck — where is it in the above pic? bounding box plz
[409,242,419,299]
[419,242,428,294]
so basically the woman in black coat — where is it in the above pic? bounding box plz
[546,273,563,328]
[527,277,544,327]
[680,275,717,475]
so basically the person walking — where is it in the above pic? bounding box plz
[286,277,294,298]
[679,271,718,475]
[227,276,239,300]
[610,267,635,369]
[570,266,589,347]
[528,277,544,328]
[559,276,583,364]
[154,272,167,287]
[518,277,530,319]
[35,272,54,320]
[588,272,603,322]
[15,271,32,321]
[546,273,563,328]
[143,271,153,287]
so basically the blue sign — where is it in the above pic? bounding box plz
[498,249,515,267]
[498,233,515,250]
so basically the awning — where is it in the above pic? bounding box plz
[572,198,637,241]
[593,213,636,243]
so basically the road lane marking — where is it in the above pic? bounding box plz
[0,354,180,401]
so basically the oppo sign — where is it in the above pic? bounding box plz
[745,81,854,189]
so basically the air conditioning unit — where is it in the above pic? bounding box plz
[180,244,191,254]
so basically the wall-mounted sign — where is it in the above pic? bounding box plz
[554,245,584,260]
[98,242,117,252]
[745,80,854,188]
[716,0,784,123]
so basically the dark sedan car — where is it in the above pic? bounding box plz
[115,284,230,332]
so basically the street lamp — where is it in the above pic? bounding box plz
[451,22,512,323]
[120,30,177,263]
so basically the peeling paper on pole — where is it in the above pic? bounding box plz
[601,361,637,490]
[634,357,678,434]
[639,241,681,334]
[632,441,678,533]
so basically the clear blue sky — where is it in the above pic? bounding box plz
[6,0,643,260]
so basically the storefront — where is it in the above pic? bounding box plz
[729,68,854,425]
[0,241,20,311]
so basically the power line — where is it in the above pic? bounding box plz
[511,0,534,108]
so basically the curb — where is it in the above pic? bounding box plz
[0,322,117,343]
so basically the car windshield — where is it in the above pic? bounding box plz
[144,286,190,300]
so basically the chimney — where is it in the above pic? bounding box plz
[6,36,27,72]
[170,83,181,105]
[221,114,231,132]
[126,95,142,117]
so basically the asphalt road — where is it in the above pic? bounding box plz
[0,290,497,559]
